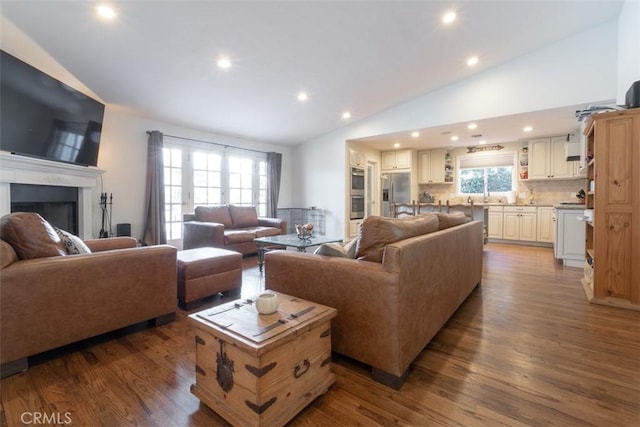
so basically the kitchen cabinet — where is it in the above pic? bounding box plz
[487,206,503,239]
[536,207,555,243]
[527,137,580,180]
[554,208,584,267]
[582,109,639,310]
[417,150,447,184]
[382,150,411,171]
[349,149,365,167]
[348,219,363,238]
[502,206,537,241]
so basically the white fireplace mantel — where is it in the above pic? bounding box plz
[0,152,105,238]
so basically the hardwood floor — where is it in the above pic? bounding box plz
[2,244,639,426]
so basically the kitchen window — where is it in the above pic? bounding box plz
[458,153,515,195]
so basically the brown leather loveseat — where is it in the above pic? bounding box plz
[183,205,287,255]
[265,213,483,389]
[0,212,177,378]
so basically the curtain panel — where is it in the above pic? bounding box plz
[142,130,167,246]
[266,152,282,218]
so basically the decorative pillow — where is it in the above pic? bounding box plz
[314,238,358,258]
[194,205,233,227]
[0,212,66,259]
[434,212,471,230]
[229,205,259,228]
[356,214,439,263]
[54,227,92,255]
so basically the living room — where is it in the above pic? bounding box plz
[1,1,639,426]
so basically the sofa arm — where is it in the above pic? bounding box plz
[85,237,137,252]
[183,221,225,249]
[258,218,287,234]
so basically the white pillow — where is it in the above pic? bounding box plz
[54,227,92,255]
[313,238,358,258]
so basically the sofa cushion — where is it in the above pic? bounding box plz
[435,212,471,230]
[356,214,439,263]
[0,212,66,259]
[255,226,282,238]
[195,206,233,228]
[224,229,258,245]
[54,227,92,255]
[314,238,358,258]
[229,205,259,228]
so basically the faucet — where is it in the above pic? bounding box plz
[483,190,490,203]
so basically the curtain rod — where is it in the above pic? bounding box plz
[146,130,269,155]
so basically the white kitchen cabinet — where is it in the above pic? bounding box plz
[555,208,585,267]
[503,206,537,241]
[417,150,446,184]
[349,149,365,167]
[382,150,411,171]
[348,219,363,238]
[528,137,579,180]
[536,207,555,243]
[487,206,504,239]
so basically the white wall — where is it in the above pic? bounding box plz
[617,0,640,104]
[1,17,292,239]
[294,19,619,237]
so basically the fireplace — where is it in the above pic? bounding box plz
[10,184,79,234]
[0,152,103,238]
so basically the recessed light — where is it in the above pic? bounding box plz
[479,140,487,145]
[466,56,479,67]
[297,91,308,102]
[393,142,401,148]
[216,57,232,69]
[467,123,478,130]
[96,4,117,20]
[523,126,533,132]
[342,111,351,120]
[442,11,456,24]
[411,131,420,138]
[451,135,459,141]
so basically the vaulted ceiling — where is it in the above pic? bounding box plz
[1,1,623,146]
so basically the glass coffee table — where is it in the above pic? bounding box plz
[254,233,343,273]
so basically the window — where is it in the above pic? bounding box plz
[162,144,268,244]
[163,148,183,241]
[458,153,515,195]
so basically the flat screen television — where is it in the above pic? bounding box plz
[0,50,105,167]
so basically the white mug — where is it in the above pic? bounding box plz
[255,292,279,314]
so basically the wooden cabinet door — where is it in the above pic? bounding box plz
[502,212,520,240]
[395,150,411,169]
[549,137,573,178]
[519,212,538,241]
[381,152,396,170]
[427,150,445,183]
[528,138,550,179]
[537,207,555,243]
[418,151,431,183]
[487,210,503,239]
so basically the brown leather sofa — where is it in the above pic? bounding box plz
[183,205,287,255]
[265,213,483,389]
[0,213,177,378]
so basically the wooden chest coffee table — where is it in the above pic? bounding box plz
[189,291,337,426]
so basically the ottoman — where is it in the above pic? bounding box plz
[177,247,243,310]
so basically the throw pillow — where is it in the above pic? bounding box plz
[356,214,439,263]
[194,205,233,227]
[54,227,92,255]
[434,212,471,230]
[0,212,66,259]
[229,205,259,228]
[314,238,358,258]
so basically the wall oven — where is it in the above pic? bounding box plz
[351,167,365,197]
[350,196,364,220]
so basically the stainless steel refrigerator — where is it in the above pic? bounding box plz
[381,172,411,217]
